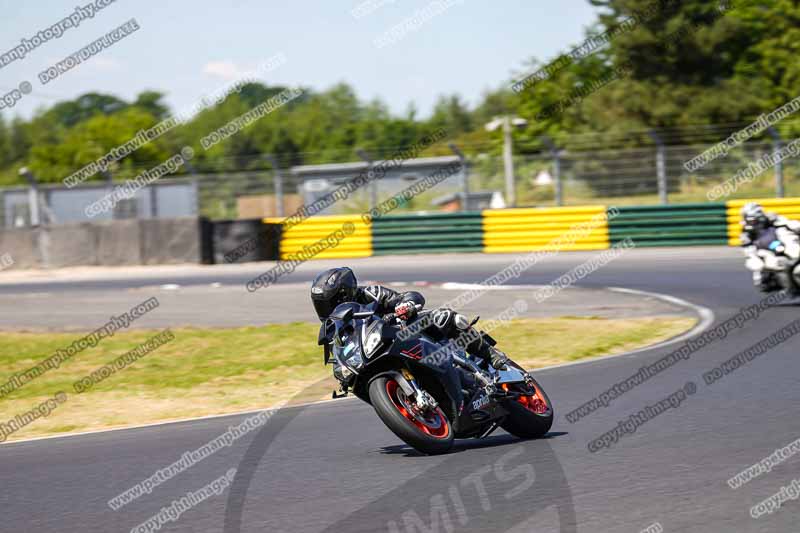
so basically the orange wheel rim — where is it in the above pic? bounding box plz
[512,382,549,415]
[386,379,450,439]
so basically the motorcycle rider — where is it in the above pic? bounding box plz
[310,267,509,369]
[740,202,800,290]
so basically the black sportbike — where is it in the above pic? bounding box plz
[319,301,553,455]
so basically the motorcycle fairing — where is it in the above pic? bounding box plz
[386,336,465,425]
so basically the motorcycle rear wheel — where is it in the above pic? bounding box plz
[369,376,454,455]
[500,376,554,439]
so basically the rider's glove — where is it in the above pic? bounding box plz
[394,301,417,321]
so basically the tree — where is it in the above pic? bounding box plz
[430,94,473,135]
[27,107,172,183]
[0,116,9,169]
[2,1,797,189]
[43,93,128,128]
[133,91,170,120]
[579,0,778,135]
[7,117,30,164]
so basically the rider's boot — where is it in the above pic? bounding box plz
[466,332,509,370]
[487,346,509,370]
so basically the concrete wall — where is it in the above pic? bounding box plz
[0,217,209,269]
[0,227,40,269]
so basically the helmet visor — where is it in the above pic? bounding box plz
[312,298,336,321]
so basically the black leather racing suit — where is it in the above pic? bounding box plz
[354,284,500,366]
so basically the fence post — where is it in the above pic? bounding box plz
[148,176,159,218]
[100,169,115,218]
[356,149,377,210]
[449,143,469,211]
[28,181,40,226]
[502,117,516,207]
[554,154,563,206]
[541,136,563,206]
[19,167,40,226]
[768,127,784,198]
[649,131,668,204]
[181,159,201,218]
[266,154,284,217]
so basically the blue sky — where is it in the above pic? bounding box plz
[0,0,599,120]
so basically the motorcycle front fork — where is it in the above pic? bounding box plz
[398,369,439,412]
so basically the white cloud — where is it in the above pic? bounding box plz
[90,57,122,71]
[203,61,248,81]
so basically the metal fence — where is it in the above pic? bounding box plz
[0,178,198,229]
[467,139,798,208]
[193,156,477,220]
[4,136,796,227]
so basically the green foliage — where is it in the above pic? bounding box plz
[1,0,797,186]
[500,0,800,154]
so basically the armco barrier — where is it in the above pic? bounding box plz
[482,206,609,253]
[260,199,800,260]
[266,215,372,260]
[372,212,483,255]
[607,203,728,247]
[726,198,800,245]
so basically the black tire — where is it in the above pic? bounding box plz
[369,375,454,455]
[500,376,554,439]
[757,273,781,293]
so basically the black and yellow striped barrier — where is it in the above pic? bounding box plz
[264,215,372,260]
[258,198,800,260]
[608,203,729,247]
[482,206,609,254]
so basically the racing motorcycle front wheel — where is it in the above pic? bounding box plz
[500,376,554,439]
[369,375,454,455]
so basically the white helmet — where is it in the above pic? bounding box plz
[741,202,768,231]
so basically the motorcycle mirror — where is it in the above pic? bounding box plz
[323,343,332,365]
[318,319,335,345]
[470,316,480,327]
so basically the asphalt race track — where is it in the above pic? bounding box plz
[2,247,799,532]
[0,281,696,331]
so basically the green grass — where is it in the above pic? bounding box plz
[0,315,695,441]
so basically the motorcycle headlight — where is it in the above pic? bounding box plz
[334,363,353,381]
[342,342,364,370]
[345,351,364,369]
[364,323,384,357]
